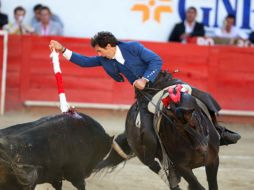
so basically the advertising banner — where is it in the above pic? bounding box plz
[2,0,253,41]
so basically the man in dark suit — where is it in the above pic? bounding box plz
[249,31,254,44]
[168,7,205,42]
[0,0,8,29]
[49,32,240,188]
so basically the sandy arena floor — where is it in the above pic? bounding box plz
[0,108,253,190]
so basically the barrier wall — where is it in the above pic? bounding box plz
[1,35,254,111]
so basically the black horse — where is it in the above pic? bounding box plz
[97,85,223,190]
[129,90,222,190]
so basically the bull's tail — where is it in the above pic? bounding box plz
[95,132,134,172]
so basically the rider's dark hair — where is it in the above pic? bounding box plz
[91,31,118,48]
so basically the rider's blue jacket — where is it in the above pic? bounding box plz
[68,41,162,84]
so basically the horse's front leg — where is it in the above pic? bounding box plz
[143,159,182,190]
[205,156,219,190]
[177,165,205,190]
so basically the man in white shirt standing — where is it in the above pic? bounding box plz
[31,4,64,29]
[34,6,63,36]
[215,14,248,40]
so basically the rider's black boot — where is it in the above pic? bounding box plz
[215,125,241,145]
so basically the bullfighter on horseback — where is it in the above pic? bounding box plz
[49,31,240,187]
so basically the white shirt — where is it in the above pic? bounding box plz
[215,26,248,39]
[113,45,125,64]
[41,24,50,36]
[184,21,196,34]
[63,49,72,60]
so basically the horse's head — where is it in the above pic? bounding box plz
[162,85,210,154]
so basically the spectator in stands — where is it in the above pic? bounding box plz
[31,4,43,28]
[0,0,8,29]
[214,14,248,40]
[31,4,64,29]
[34,6,63,36]
[3,6,34,35]
[50,9,64,29]
[168,7,205,42]
[249,31,254,44]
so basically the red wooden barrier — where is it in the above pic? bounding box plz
[3,35,254,111]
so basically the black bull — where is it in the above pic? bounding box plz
[0,112,112,190]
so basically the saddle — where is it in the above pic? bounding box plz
[147,84,192,114]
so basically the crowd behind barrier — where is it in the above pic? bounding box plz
[1,2,254,45]
[0,35,254,112]
[1,2,63,36]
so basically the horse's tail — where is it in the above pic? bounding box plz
[94,132,133,172]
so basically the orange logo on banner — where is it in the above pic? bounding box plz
[131,0,173,23]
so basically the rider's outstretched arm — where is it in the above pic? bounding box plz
[49,40,101,67]
[63,49,101,67]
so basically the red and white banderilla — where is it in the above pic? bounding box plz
[50,49,70,113]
